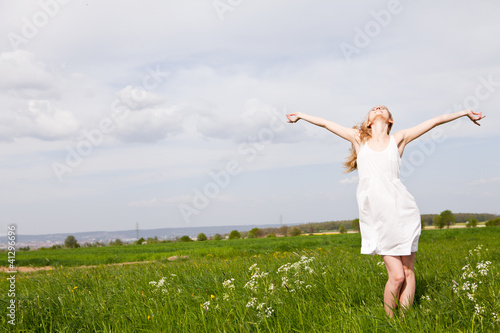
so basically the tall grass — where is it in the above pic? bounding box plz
[1,227,499,332]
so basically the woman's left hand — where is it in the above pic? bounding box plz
[466,110,485,126]
[286,113,301,123]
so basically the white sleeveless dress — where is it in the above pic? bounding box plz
[356,135,421,256]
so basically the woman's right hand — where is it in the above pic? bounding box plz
[466,110,485,126]
[286,113,301,123]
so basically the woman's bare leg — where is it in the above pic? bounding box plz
[382,255,405,317]
[399,253,416,311]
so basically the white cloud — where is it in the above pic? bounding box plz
[0,51,59,99]
[340,176,358,185]
[114,86,166,111]
[469,177,500,186]
[195,98,290,142]
[0,99,79,141]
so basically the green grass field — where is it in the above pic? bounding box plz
[1,227,499,332]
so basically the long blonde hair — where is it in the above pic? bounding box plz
[343,106,393,173]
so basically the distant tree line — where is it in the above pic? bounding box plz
[421,212,497,227]
[30,212,498,251]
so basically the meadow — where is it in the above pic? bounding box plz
[1,227,499,332]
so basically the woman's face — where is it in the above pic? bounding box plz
[368,105,391,124]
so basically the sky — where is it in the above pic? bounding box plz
[0,0,499,236]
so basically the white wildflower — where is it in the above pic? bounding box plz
[253,271,269,279]
[277,263,291,273]
[474,303,485,315]
[265,307,274,317]
[244,280,257,291]
[157,277,166,287]
[246,297,257,308]
[461,281,471,291]
[257,303,266,310]
[477,261,491,276]
[222,278,235,290]
[202,301,210,311]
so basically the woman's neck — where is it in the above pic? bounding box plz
[370,119,390,140]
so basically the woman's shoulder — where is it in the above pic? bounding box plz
[391,131,405,146]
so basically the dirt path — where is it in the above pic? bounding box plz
[0,255,189,273]
[0,266,55,273]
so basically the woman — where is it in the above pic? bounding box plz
[286,106,485,316]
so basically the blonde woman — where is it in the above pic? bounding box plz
[286,106,484,316]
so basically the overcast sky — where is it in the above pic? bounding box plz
[1,0,498,236]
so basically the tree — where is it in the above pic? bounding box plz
[228,230,241,239]
[439,210,456,229]
[266,232,276,238]
[247,228,257,238]
[421,217,425,230]
[289,227,302,237]
[485,218,500,227]
[147,236,160,244]
[351,219,360,232]
[197,233,207,241]
[422,215,434,227]
[466,218,478,228]
[179,235,192,242]
[247,228,264,238]
[338,224,347,234]
[136,237,145,245]
[213,233,222,240]
[109,238,123,246]
[433,215,445,229]
[278,225,289,237]
[64,235,80,248]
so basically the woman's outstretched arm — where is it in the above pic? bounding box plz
[395,109,485,148]
[286,112,358,143]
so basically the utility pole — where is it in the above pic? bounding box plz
[136,221,139,240]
